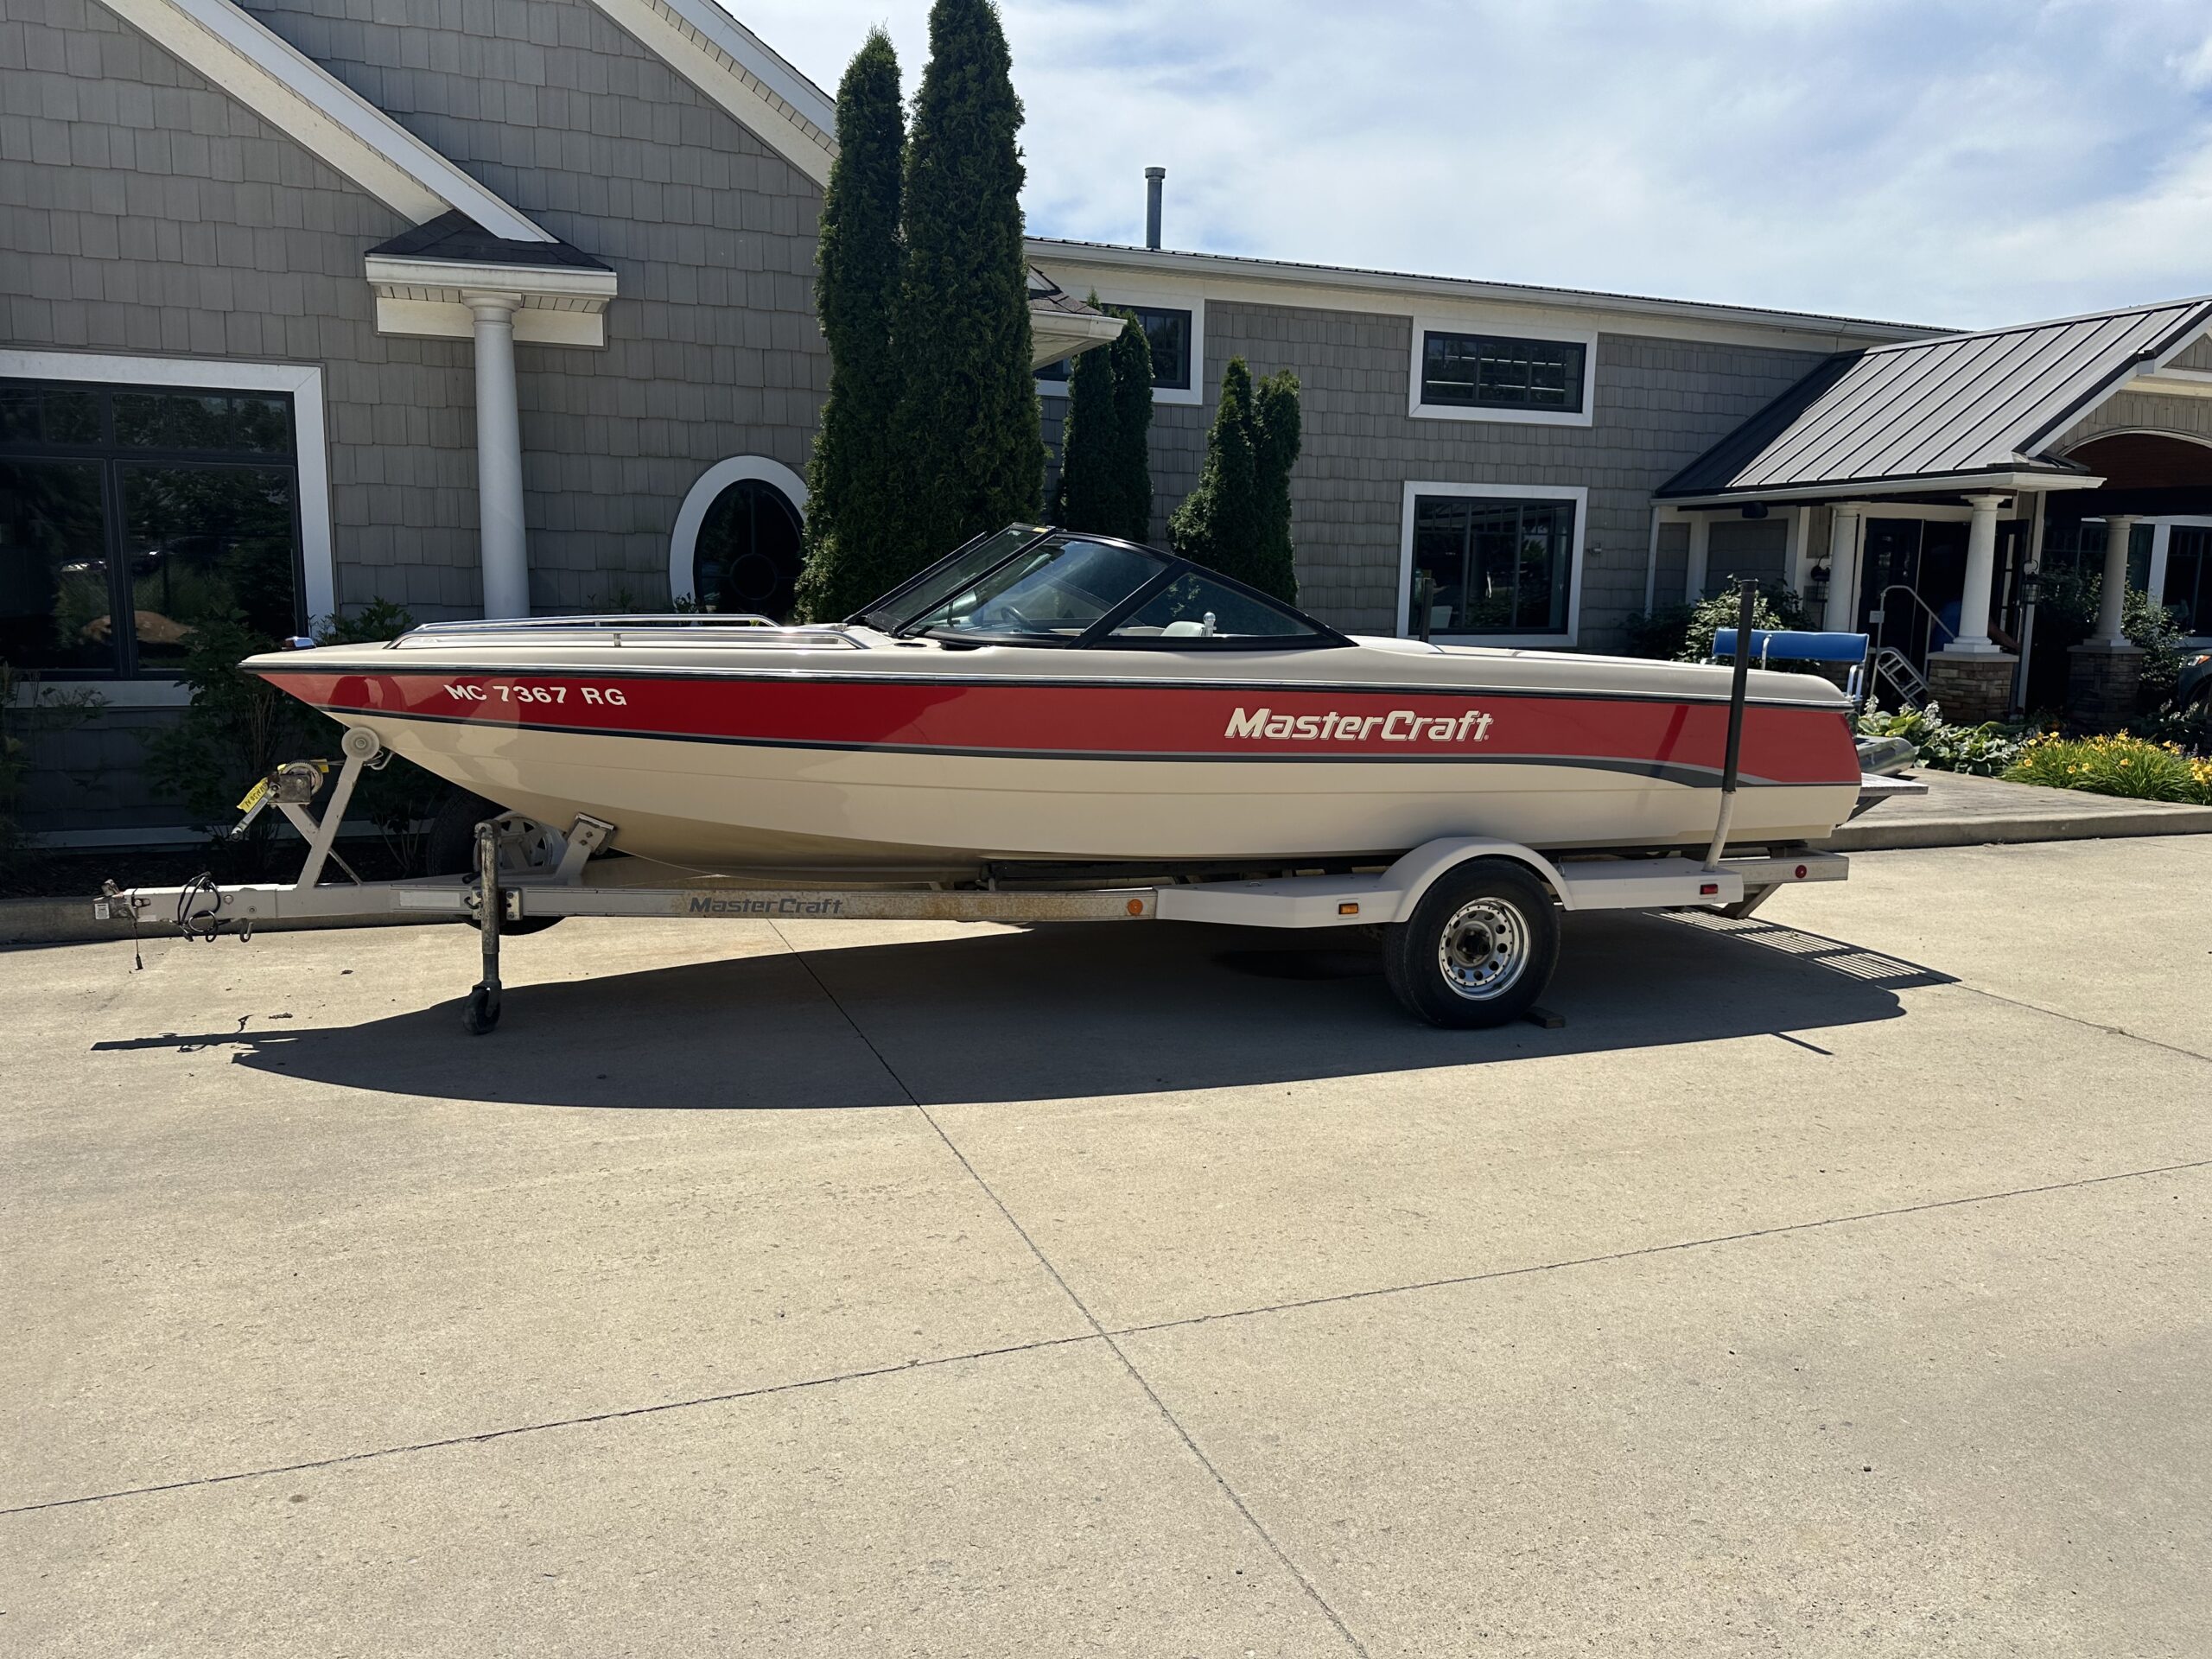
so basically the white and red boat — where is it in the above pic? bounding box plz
[245,525,1867,878]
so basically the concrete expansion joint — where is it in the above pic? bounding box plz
[10,1157,2207,1526]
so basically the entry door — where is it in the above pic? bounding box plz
[1859,518,1925,666]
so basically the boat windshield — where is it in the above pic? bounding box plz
[900,536,1166,641]
[856,524,1347,649]
[854,524,1047,632]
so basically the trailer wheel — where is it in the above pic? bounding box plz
[1382,860,1559,1028]
[426,790,563,935]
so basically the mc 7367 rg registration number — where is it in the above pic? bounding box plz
[442,681,629,707]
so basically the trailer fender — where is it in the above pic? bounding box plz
[1377,839,1578,924]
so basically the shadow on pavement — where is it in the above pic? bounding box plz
[89,909,1954,1110]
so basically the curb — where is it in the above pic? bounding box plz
[1829,803,2212,852]
[0,895,449,950]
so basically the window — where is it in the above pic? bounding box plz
[0,378,303,676]
[2040,518,2153,591]
[2164,526,2211,636]
[692,478,803,621]
[1407,493,1577,638]
[1420,332,1586,414]
[1038,305,1194,392]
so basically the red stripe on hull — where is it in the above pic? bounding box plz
[258,670,1861,785]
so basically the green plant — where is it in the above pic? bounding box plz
[1676,582,1815,662]
[2004,733,2212,804]
[142,610,317,872]
[1168,358,1259,584]
[885,0,1043,573]
[2127,702,2212,755]
[792,28,909,623]
[1105,305,1155,542]
[1050,301,1120,534]
[1249,367,1303,603]
[141,601,443,874]
[1856,700,2035,776]
[2026,569,2186,712]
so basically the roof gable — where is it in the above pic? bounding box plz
[91,0,553,243]
[584,0,836,187]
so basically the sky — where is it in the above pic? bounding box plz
[727,0,2212,330]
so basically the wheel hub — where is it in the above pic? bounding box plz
[1436,897,1529,1001]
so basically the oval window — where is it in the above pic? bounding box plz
[692,479,803,620]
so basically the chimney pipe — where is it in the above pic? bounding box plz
[1144,166,1165,251]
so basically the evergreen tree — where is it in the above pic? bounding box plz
[1167,358,1260,581]
[792,30,906,622]
[887,0,1043,571]
[1050,312,1117,532]
[1105,310,1154,541]
[1249,368,1302,602]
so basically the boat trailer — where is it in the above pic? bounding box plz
[92,719,1866,1033]
[93,587,1908,1032]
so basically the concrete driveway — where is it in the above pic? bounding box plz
[4,835,2208,1656]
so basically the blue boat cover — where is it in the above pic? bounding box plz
[1711,628,1868,664]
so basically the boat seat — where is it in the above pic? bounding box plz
[1160,618,1214,638]
[1711,628,1868,665]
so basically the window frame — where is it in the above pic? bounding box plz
[1397,480,1587,647]
[1406,316,1599,428]
[0,350,333,701]
[1035,287,1205,407]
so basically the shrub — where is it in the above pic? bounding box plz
[1856,700,2034,776]
[1621,582,1812,664]
[142,601,444,874]
[2025,568,2188,712]
[886,0,1043,571]
[792,29,907,623]
[2003,733,2212,804]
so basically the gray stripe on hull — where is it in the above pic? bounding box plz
[314,705,1804,790]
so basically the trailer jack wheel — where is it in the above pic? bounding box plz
[464,982,501,1035]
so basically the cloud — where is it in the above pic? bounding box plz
[726,0,2212,327]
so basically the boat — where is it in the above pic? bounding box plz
[244,524,1869,878]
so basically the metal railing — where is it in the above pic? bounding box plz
[378,614,861,650]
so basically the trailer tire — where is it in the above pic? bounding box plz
[425,790,563,935]
[1382,859,1558,1028]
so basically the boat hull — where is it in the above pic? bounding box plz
[256,665,1864,874]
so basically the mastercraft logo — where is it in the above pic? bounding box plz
[1224,707,1494,744]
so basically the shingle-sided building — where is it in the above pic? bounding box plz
[8,0,2211,845]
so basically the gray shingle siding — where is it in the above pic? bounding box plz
[1055,298,1829,644]
[3,0,826,624]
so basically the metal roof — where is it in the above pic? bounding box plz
[1658,297,2212,501]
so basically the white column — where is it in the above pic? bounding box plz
[468,291,530,619]
[1949,492,2011,652]
[1682,515,1711,604]
[1784,505,1814,595]
[1822,503,1864,631]
[2146,522,2172,615]
[2092,514,2139,646]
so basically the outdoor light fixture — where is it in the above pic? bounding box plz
[1807,563,1830,606]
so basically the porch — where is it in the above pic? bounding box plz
[1651,297,2212,724]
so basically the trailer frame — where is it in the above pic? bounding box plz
[96,723,1859,1034]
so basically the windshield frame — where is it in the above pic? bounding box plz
[849,524,1053,633]
[850,524,1351,652]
